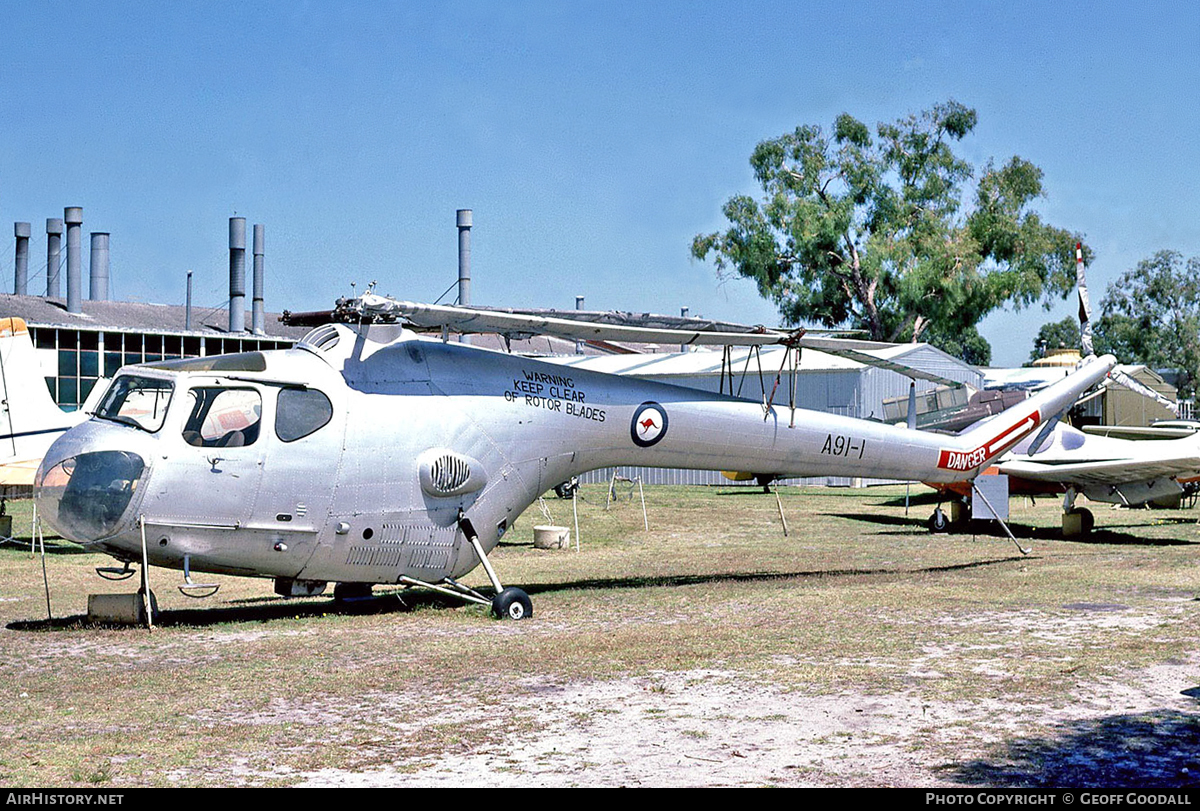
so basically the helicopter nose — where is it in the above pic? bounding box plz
[35,449,146,544]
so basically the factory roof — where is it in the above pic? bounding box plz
[0,293,311,340]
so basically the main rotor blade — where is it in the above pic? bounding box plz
[342,296,795,347]
[336,295,966,387]
[1107,368,1181,417]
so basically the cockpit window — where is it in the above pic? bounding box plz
[95,375,175,433]
[182,387,262,447]
[275,388,333,442]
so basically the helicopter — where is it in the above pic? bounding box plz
[33,294,1116,620]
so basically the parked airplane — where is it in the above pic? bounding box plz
[0,317,93,487]
[926,245,1196,536]
[33,296,1116,619]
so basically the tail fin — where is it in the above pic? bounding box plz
[934,354,1116,474]
[0,319,85,476]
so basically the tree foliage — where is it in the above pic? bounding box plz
[692,101,1087,362]
[923,322,993,367]
[1093,251,1200,400]
[1029,317,1081,364]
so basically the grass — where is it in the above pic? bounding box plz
[0,484,1197,786]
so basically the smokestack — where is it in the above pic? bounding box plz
[89,232,110,300]
[186,270,193,332]
[13,223,30,295]
[680,306,689,353]
[252,224,265,335]
[575,295,584,354]
[228,217,246,333]
[46,218,63,298]
[64,207,83,313]
[456,209,472,345]
[456,209,472,306]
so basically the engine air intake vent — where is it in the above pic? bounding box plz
[430,454,471,494]
[418,449,487,498]
[299,324,341,353]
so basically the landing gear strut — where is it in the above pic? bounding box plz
[397,511,533,620]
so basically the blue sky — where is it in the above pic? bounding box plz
[1,1,1197,366]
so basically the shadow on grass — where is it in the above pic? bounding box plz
[874,490,944,508]
[836,512,1200,547]
[7,556,1028,631]
[7,588,467,631]
[940,709,1200,788]
[517,556,1027,596]
[0,538,89,555]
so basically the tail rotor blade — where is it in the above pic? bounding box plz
[1076,242,1095,357]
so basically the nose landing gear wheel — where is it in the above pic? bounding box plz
[492,587,533,620]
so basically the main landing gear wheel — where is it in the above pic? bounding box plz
[492,587,533,620]
[334,582,374,603]
[454,510,533,621]
[928,507,951,533]
[1067,507,1095,535]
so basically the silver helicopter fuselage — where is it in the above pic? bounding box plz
[34,323,1115,589]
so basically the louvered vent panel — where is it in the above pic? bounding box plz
[299,324,341,352]
[429,454,471,494]
[417,449,487,497]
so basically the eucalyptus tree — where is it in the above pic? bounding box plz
[1029,317,1082,364]
[692,101,1086,363]
[1094,251,1200,400]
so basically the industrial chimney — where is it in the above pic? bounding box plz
[89,232,109,300]
[457,209,472,345]
[252,224,265,335]
[64,207,83,313]
[457,209,472,306]
[46,218,63,298]
[228,217,246,333]
[576,295,585,354]
[13,223,30,295]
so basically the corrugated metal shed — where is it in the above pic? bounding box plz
[546,342,982,419]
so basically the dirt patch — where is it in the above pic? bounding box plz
[293,658,1200,787]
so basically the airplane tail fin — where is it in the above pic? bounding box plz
[0,319,83,467]
[934,354,1116,475]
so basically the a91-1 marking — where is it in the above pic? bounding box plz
[821,433,866,459]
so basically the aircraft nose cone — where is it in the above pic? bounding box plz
[35,450,146,544]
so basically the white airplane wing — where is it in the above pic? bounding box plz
[995,426,1200,488]
[0,458,43,487]
[1082,424,1200,440]
[997,455,1200,487]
